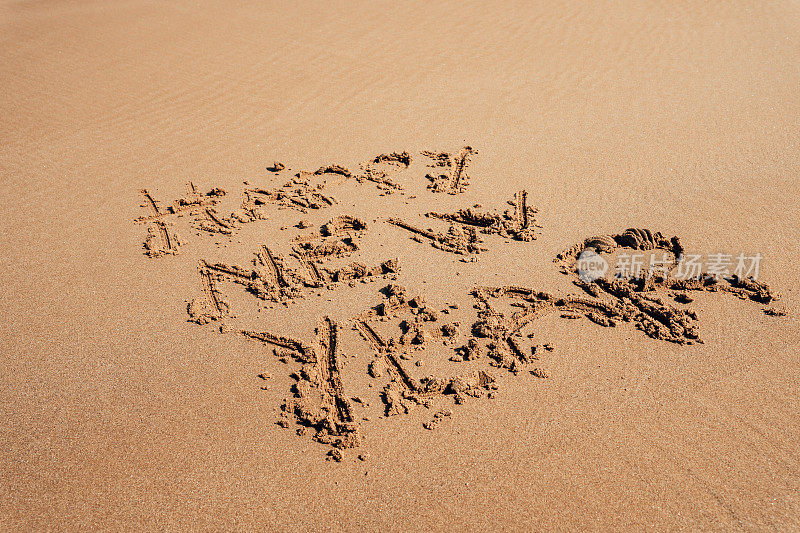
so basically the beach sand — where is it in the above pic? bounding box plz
[2,1,800,530]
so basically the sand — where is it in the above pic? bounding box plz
[3,0,800,530]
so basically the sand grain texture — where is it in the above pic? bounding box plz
[2,1,800,530]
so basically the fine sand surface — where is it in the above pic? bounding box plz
[2,1,800,530]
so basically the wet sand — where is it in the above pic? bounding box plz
[2,1,800,530]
